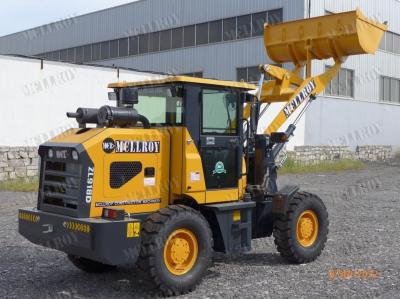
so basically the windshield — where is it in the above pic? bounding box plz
[133,86,183,126]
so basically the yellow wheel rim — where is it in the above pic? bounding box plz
[296,210,319,247]
[163,228,198,276]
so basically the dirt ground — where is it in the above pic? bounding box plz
[0,164,399,298]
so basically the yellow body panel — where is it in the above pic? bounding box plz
[206,189,239,204]
[238,157,247,199]
[50,128,106,144]
[79,128,171,217]
[108,76,256,90]
[168,127,184,199]
[48,126,244,216]
[182,129,206,204]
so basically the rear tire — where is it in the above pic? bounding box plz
[138,205,213,296]
[273,192,329,263]
[67,254,116,273]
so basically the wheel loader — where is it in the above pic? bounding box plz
[18,10,386,296]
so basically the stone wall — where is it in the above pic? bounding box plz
[279,145,393,165]
[0,147,39,181]
[0,145,394,181]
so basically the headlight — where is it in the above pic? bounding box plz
[48,149,54,159]
[72,150,79,161]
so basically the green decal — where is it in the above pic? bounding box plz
[212,161,227,175]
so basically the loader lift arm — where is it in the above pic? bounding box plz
[244,9,387,194]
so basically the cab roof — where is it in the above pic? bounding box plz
[108,76,257,90]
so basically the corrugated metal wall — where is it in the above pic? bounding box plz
[0,0,305,79]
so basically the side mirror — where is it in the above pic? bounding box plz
[167,86,184,98]
[120,88,139,106]
[244,93,255,102]
[108,92,117,101]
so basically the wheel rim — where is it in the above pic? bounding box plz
[296,210,319,247]
[163,228,198,276]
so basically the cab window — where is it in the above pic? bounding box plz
[202,89,238,135]
[134,86,183,126]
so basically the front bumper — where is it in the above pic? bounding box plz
[18,208,142,266]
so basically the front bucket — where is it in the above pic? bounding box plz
[264,9,387,64]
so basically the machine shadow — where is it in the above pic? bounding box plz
[213,252,287,267]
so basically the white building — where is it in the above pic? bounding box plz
[0,55,163,146]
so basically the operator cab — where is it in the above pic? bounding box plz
[108,76,257,191]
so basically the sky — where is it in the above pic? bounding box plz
[0,0,138,36]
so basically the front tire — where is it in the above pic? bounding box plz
[273,192,329,263]
[67,254,116,273]
[138,205,213,296]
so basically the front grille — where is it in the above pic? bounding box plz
[110,161,142,189]
[41,158,81,210]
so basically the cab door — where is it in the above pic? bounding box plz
[200,88,242,203]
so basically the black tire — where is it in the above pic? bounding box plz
[273,192,329,264]
[138,205,213,296]
[67,254,116,273]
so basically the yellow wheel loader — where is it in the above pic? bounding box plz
[18,10,386,296]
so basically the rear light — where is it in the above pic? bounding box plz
[71,150,79,161]
[48,149,54,159]
[102,208,125,220]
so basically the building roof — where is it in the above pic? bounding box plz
[108,76,257,90]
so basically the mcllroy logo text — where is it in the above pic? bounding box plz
[283,80,316,118]
[103,138,160,153]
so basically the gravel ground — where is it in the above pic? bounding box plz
[0,164,399,299]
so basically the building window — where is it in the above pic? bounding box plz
[237,14,251,39]
[83,45,92,62]
[237,65,282,83]
[160,29,172,51]
[100,41,110,60]
[129,36,139,55]
[252,12,267,36]
[181,72,203,78]
[184,25,196,47]
[119,38,128,57]
[268,9,283,24]
[223,17,236,41]
[394,34,400,54]
[325,66,354,97]
[209,20,222,43]
[67,48,75,62]
[237,66,261,83]
[139,34,149,54]
[380,76,400,103]
[196,22,209,45]
[110,39,119,58]
[380,31,400,54]
[75,46,84,63]
[92,43,101,61]
[60,49,68,61]
[149,32,160,52]
[51,51,60,61]
[172,27,183,49]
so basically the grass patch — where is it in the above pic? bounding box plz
[0,177,39,192]
[279,158,365,174]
